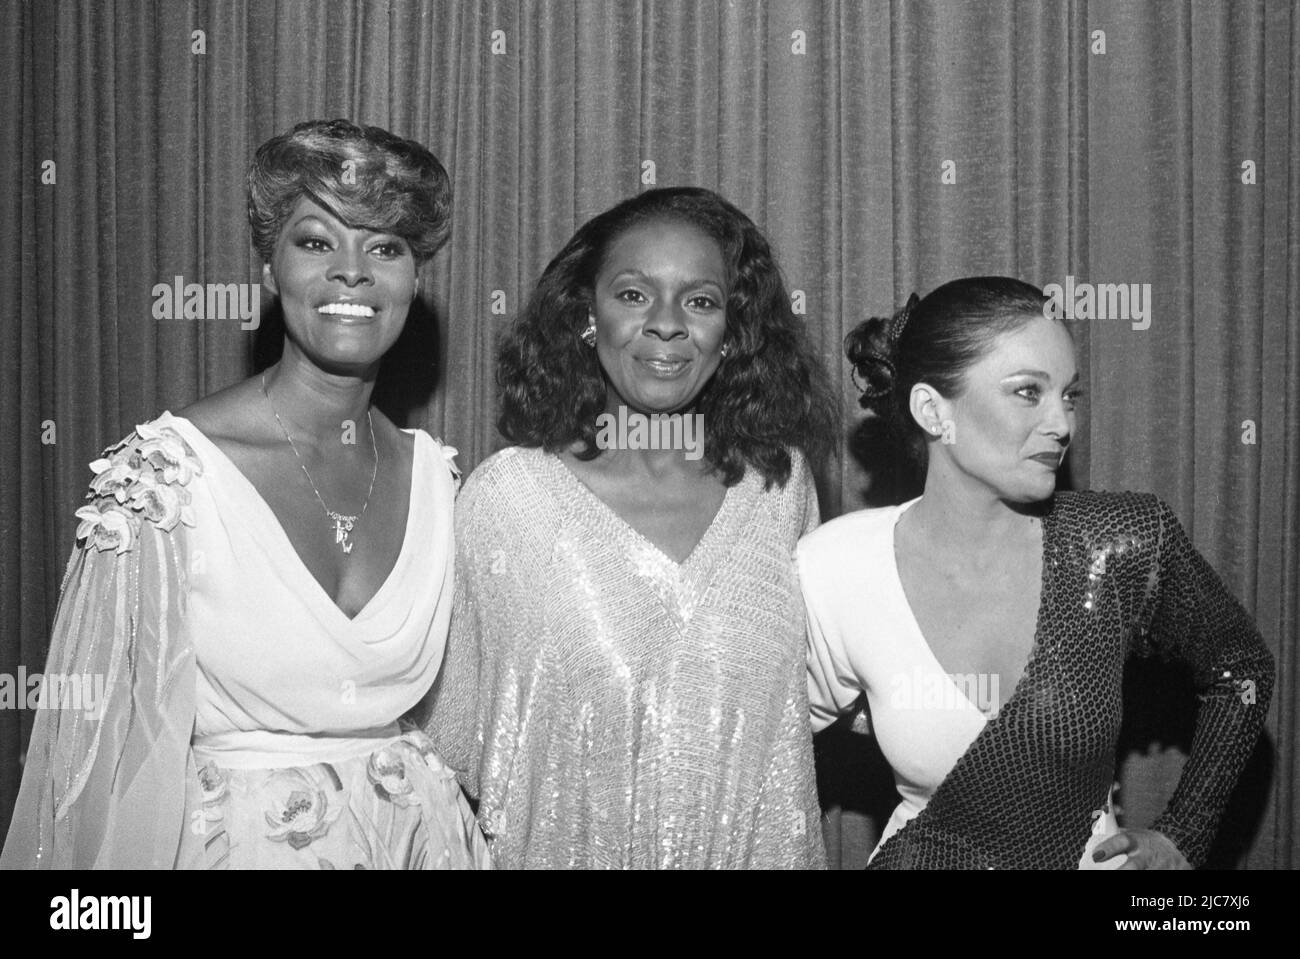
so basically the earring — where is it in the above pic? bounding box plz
[719,343,731,359]
[580,323,597,347]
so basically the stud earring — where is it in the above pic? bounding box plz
[580,323,597,347]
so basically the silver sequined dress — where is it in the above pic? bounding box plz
[425,446,826,869]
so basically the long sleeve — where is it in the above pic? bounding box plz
[1135,499,1275,867]
[423,532,484,799]
[423,465,492,800]
[795,450,822,538]
[422,449,563,851]
[1,426,199,869]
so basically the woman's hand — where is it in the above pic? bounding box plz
[1092,828,1191,870]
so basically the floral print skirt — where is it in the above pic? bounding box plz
[178,730,491,869]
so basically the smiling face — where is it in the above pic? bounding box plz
[589,218,729,416]
[264,196,417,375]
[919,315,1081,503]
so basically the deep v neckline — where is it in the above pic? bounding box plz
[165,412,421,625]
[547,452,742,574]
[886,497,1054,720]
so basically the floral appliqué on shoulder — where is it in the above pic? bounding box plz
[74,419,204,554]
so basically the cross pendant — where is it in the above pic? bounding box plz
[329,512,358,555]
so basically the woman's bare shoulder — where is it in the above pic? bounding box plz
[176,376,267,446]
[371,409,416,479]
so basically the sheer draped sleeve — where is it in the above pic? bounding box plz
[0,422,200,869]
[1134,499,1275,867]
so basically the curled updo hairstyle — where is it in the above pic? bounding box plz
[845,276,1055,476]
[498,186,839,489]
[247,119,452,265]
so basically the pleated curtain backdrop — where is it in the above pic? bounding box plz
[0,0,1295,869]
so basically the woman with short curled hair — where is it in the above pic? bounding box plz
[799,276,1274,869]
[425,187,838,868]
[247,118,453,266]
[2,120,489,869]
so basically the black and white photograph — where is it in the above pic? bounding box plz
[0,0,1294,937]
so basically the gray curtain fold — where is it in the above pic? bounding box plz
[0,0,1294,868]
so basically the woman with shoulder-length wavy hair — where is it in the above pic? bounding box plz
[425,186,838,868]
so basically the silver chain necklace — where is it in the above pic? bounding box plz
[260,372,378,555]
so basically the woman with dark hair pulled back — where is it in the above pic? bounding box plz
[800,276,1273,869]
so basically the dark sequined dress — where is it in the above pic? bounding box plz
[801,491,1274,869]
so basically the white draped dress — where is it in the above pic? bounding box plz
[1,412,489,870]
